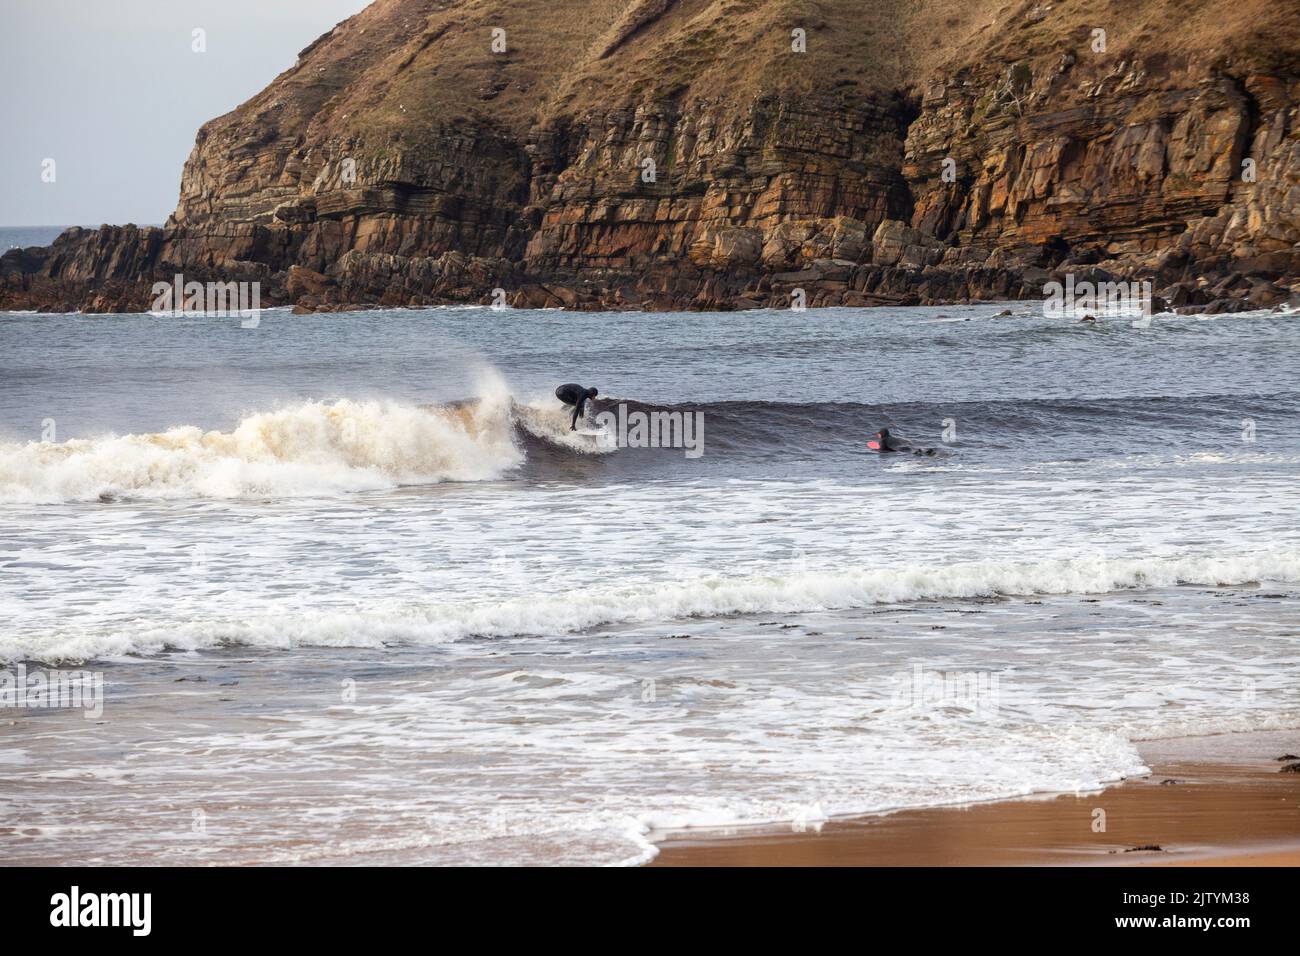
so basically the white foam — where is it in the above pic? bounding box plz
[0,369,634,503]
[512,395,618,454]
[9,548,1297,663]
[0,394,523,504]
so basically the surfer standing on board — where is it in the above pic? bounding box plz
[555,383,599,431]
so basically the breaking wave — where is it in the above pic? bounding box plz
[10,548,1299,663]
[0,397,525,503]
[6,385,1299,503]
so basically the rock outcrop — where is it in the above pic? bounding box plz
[3,0,1297,313]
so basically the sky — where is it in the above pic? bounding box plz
[0,0,374,227]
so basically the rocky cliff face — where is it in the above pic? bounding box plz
[4,0,1298,313]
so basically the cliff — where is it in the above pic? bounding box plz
[3,0,1298,313]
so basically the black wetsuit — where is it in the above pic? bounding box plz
[555,384,597,430]
[875,428,938,456]
[876,428,911,452]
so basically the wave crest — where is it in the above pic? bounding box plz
[0,396,524,503]
[11,549,1298,662]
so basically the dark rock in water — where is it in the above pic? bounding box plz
[1275,754,1300,761]
[1161,282,1211,308]
[1124,844,1164,852]
[1246,279,1290,308]
[1205,297,1251,314]
[1281,762,1300,773]
[97,492,116,503]
[1,1,1296,314]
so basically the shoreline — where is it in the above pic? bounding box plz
[5,226,1294,318]
[648,730,1300,866]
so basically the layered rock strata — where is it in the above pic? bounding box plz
[4,0,1297,314]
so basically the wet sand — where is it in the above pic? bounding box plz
[649,730,1300,866]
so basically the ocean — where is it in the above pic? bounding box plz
[2,301,1298,865]
[1,225,81,251]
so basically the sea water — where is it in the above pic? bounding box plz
[1,302,1298,864]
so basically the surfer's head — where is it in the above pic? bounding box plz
[588,387,599,398]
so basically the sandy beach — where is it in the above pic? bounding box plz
[650,730,1300,866]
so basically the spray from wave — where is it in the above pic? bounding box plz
[0,365,633,504]
[0,387,527,504]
